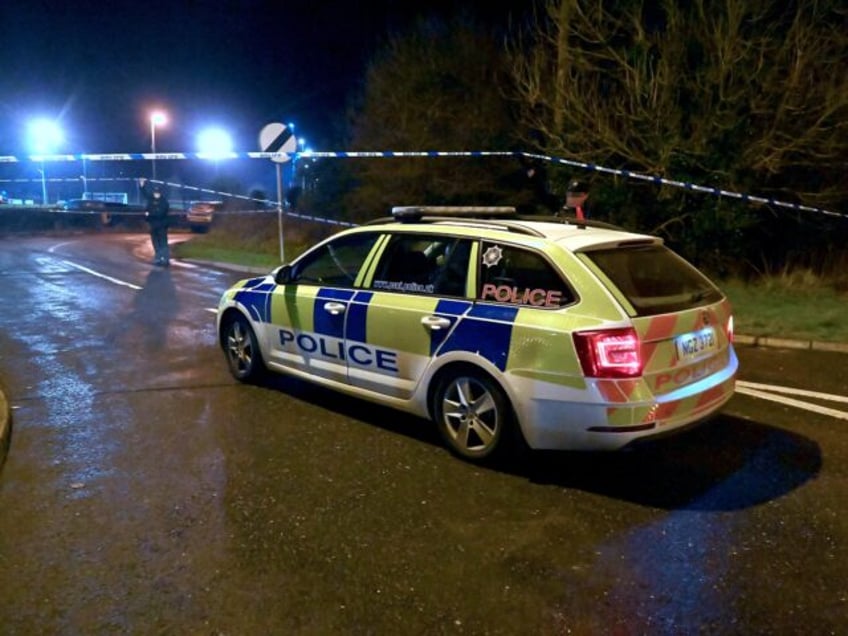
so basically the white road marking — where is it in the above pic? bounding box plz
[735,380,848,421]
[60,260,143,290]
[736,380,848,404]
[47,238,219,324]
[171,259,197,269]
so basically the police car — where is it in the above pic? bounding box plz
[216,207,737,462]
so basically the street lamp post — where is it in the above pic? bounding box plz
[81,156,88,197]
[38,163,47,205]
[149,111,167,180]
[297,137,307,189]
[27,118,63,206]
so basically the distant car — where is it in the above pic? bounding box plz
[216,206,737,463]
[186,200,223,232]
[63,199,108,211]
[62,199,130,225]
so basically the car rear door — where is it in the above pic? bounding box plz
[346,233,474,399]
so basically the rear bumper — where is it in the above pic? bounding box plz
[519,347,738,451]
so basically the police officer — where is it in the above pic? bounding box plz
[138,178,171,266]
[565,180,589,220]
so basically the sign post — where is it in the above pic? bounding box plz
[259,123,297,263]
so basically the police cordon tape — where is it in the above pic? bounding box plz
[0,176,360,227]
[0,175,359,225]
[1,149,844,220]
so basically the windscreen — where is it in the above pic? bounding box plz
[584,244,723,316]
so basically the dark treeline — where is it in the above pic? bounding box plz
[291,0,847,282]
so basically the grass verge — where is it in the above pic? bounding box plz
[721,278,848,344]
[173,214,334,271]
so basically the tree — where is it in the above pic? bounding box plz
[509,0,848,274]
[344,15,541,221]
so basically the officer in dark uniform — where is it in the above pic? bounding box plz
[565,179,590,220]
[138,178,171,266]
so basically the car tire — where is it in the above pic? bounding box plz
[223,315,266,382]
[433,368,514,462]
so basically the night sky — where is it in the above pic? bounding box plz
[1,0,535,156]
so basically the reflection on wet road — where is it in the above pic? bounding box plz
[0,232,846,633]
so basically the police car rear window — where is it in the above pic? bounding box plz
[479,242,575,308]
[584,244,722,315]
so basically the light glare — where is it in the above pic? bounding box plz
[28,118,64,154]
[197,127,234,159]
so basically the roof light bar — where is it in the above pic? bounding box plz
[391,206,517,222]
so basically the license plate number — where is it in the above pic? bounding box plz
[675,327,717,361]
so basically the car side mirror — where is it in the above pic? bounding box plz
[274,264,293,285]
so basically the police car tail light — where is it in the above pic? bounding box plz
[726,315,735,343]
[573,328,643,378]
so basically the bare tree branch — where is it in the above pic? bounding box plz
[508,0,848,207]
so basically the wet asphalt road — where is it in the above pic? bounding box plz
[0,231,846,634]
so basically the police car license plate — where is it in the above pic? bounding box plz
[675,327,717,361]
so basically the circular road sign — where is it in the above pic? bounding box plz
[259,123,297,163]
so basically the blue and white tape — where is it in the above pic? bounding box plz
[0,150,842,219]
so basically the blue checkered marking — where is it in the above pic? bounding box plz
[347,291,373,343]
[314,288,356,339]
[429,300,472,355]
[437,303,519,371]
[234,278,275,323]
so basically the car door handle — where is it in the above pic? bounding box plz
[421,316,452,331]
[323,302,346,316]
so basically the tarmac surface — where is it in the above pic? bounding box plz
[0,214,845,466]
[0,318,844,475]
[0,232,846,466]
[1,235,847,633]
[0,244,845,471]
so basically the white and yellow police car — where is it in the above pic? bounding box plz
[217,207,737,462]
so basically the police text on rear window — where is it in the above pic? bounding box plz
[478,242,575,308]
